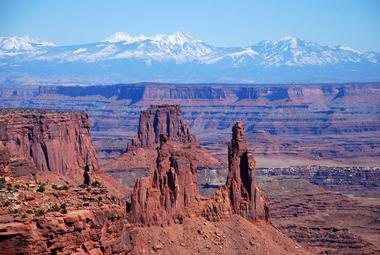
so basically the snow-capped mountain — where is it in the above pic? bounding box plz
[250,36,377,66]
[0,32,379,84]
[0,36,55,56]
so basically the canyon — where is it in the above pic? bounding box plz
[0,107,312,254]
[1,83,380,254]
[1,82,379,167]
[199,165,380,254]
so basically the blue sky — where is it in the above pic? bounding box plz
[0,0,379,51]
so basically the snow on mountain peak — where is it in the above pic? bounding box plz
[103,31,201,45]
[0,36,55,51]
[103,32,147,43]
[165,32,201,45]
[101,31,211,62]
[277,36,308,49]
[1,33,378,68]
[339,45,362,54]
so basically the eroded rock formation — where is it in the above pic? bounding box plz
[128,134,200,226]
[0,109,98,179]
[202,122,268,222]
[226,122,267,220]
[128,119,268,226]
[0,108,315,255]
[103,104,222,186]
[127,104,196,150]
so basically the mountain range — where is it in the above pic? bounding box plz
[1,32,379,84]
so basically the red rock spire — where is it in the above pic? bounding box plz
[203,121,268,222]
[226,122,264,220]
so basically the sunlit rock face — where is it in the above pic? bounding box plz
[0,109,98,179]
[127,104,196,151]
[128,119,269,226]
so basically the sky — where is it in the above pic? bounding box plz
[0,0,379,51]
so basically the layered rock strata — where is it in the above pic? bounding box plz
[0,109,98,179]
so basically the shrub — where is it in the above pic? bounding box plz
[35,209,45,216]
[52,184,69,191]
[37,184,46,193]
[49,204,61,212]
[26,209,33,214]
[61,205,68,214]
[0,178,5,189]
[60,203,68,213]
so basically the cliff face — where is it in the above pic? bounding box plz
[128,120,268,226]
[127,104,195,150]
[15,82,379,164]
[0,109,98,178]
[0,142,11,176]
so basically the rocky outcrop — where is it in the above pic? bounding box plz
[128,134,200,226]
[103,104,222,187]
[0,109,98,179]
[0,176,309,255]
[0,177,131,255]
[128,121,269,226]
[203,122,268,222]
[127,104,196,150]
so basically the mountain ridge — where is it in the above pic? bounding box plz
[1,32,379,84]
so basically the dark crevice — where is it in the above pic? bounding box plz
[40,142,51,171]
[240,151,251,195]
